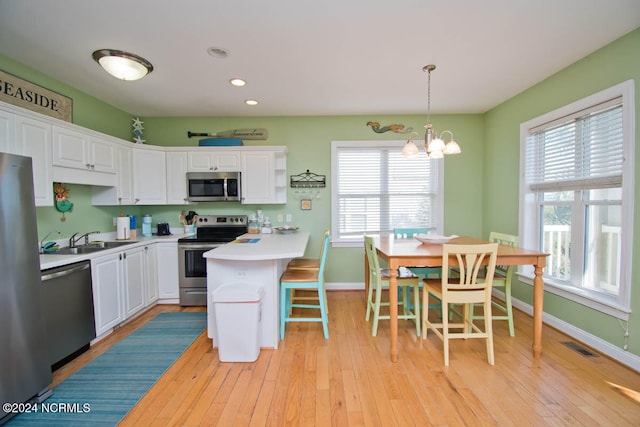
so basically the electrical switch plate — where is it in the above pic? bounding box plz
[112,217,116,226]
[285,213,292,223]
[277,214,283,223]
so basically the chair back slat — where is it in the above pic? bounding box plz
[442,243,499,293]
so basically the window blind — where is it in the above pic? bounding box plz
[335,144,438,238]
[525,102,623,192]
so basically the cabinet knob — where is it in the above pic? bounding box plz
[86,163,91,169]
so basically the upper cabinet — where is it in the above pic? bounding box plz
[132,147,167,205]
[187,151,240,172]
[52,126,116,174]
[241,148,287,204]
[0,108,14,153]
[166,151,190,205]
[14,115,53,206]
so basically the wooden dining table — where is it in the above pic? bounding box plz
[367,235,549,363]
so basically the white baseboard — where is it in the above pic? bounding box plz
[327,282,640,372]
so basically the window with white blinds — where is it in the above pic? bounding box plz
[331,140,443,246]
[519,80,635,318]
[525,98,623,193]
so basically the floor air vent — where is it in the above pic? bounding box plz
[561,341,598,357]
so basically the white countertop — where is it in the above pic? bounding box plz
[203,231,310,261]
[39,234,182,270]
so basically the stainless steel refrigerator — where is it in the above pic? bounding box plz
[0,152,51,423]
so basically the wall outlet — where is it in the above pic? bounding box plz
[113,217,117,227]
[285,213,292,223]
[277,214,283,223]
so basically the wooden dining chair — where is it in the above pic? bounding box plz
[469,232,518,336]
[280,231,331,339]
[393,227,442,315]
[364,235,421,337]
[422,242,499,366]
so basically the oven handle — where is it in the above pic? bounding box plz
[223,176,228,200]
[178,243,224,251]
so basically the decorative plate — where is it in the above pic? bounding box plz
[274,226,299,234]
[414,234,459,244]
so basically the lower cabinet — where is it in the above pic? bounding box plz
[144,244,159,306]
[157,242,179,301]
[91,244,160,337]
[91,253,125,337]
[123,246,146,318]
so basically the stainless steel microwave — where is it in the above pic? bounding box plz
[186,172,241,202]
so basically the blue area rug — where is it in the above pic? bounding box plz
[6,311,206,427]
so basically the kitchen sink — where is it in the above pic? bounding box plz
[46,241,138,255]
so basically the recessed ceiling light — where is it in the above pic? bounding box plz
[207,47,229,58]
[230,78,246,87]
[245,99,259,106]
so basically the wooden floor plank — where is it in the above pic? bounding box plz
[49,292,640,426]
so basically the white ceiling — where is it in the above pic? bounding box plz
[1,0,639,117]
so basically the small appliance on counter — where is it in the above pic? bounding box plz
[157,222,171,236]
[142,214,152,237]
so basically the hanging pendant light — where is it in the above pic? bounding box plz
[403,64,461,159]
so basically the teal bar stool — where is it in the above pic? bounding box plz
[280,231,331,339]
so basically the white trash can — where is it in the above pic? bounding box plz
[211,283,264,362]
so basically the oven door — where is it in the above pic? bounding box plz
[178,242,221,305]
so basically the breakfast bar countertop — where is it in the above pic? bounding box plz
[203,231,310,261]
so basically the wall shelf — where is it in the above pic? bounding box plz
[290,169,326,188]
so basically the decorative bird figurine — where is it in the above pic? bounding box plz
[366,121,413,134]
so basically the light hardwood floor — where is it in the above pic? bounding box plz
[53,291,640,426]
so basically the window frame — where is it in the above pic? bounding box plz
[519,80,635,319]
[331,140,444,248]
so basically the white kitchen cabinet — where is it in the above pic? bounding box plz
[157,242,179,301]
[52,125,116,174]
[188,150,240,172]
[144,244,159,306]
[166,151,190,204]
[14,115,53,206]
[241,148,287,204]
[92,245,149,337]
[91,253,125,336]
[91,143,134,205]
[123,246,146,317]
[0,108,14,153]
[132,147,167,204]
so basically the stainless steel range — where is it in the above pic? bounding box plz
[178,214,248,306]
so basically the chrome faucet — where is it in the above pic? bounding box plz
[69,231,100,248]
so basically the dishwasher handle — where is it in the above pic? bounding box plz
[41,262,90,282]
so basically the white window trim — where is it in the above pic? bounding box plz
[330,140,444,248]
[518,79,635,319]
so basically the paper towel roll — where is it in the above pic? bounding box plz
[116,216,130,240]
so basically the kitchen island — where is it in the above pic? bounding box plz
[204,231,310,349]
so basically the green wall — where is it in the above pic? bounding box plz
[2,27,639,358]
[141,114,484,283]
[483,27,640,354]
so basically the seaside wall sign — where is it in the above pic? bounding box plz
[0,69,72,122]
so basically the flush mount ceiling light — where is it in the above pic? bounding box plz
[245,99,259,106]
[207,47,229,58]
[92,49,153,81]
[229,78,246,87]
[402,64,461,159]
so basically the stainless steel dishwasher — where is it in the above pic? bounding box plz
[40,260,96,370]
